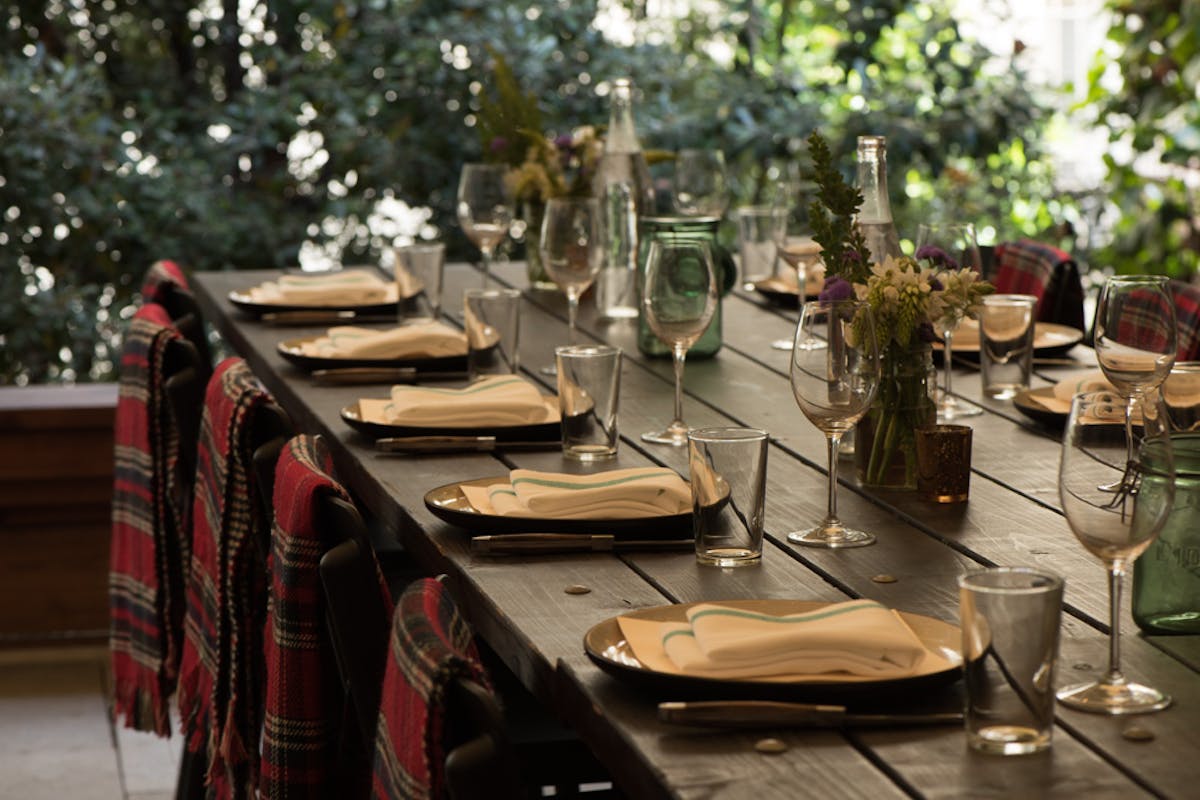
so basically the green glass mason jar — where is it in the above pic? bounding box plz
[1133,432,1200,634]
[636,215,736,358]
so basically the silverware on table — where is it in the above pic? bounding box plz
[376,435,562,454]
[312,367,469,385]
[472,533,694,556]
[262,310,399,326]
[657,700,964,729]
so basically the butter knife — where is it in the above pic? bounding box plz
[658,701,963,729]
[262,310,399,326]
[375,435,562,454]
[472,534,693,555]
[312,367,468,386]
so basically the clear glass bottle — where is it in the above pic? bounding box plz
[855,135,902,264]
[593,78,655,319]
[636,215,735,358]
[1133,432,1200,633]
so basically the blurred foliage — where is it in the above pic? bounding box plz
[2,0,1063,384]
[1085,0,1200,278]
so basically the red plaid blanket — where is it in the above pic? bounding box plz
[1170,280,1200,362]
[260,435,354,799]
[994,239,1085,330]
[1112,284,1177,357]
[141,259,190,305]
[371,578,490,800]
[178,357,279,798]
[110,303,188,736]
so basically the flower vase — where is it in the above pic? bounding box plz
[855,342,936,490]
[521,201,556,289]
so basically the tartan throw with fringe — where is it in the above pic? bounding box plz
[109,303,187,736]
[371,578,491,800]
[1170,280,1200,362]
[260,434,366,799]
[994,239,1085,331]
[1114,285,1178,358]
[141,259,190,305]
[178,357,278,799]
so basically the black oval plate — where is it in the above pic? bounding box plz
[278,337,467,373]
[341,402,560,442]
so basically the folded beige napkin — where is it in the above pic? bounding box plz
[248,269,396,306]
[296,322,467,360]
[460,466,691,519]
[382,375,555,427]
[619,600,930,681]
[1032,369,1200,416]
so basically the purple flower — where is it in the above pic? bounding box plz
[819,276,855,303]
[554,133,574,150]
[915,244,959,269]
[489,136,508,154]
[929,275,944,291]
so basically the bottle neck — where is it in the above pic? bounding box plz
[856,142,893,224]
[606,81,642,154]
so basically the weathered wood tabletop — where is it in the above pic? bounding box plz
[193,263,1199,799]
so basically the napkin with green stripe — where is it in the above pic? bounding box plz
[386,375,554,427]
[298,322,467,359]
[657,600,927,679]
[460,466,690,519]
[249,268,394,306]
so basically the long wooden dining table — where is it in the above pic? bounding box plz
[192,261,1200,799]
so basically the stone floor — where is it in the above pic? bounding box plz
[0,645,179,800]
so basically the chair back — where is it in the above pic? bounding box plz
[993,239,1085,331]
[1169,279,1200,363]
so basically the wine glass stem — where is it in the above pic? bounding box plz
[943,329,954,397]
[1105,564,1127,686]
[567,293,579,347]
[479,246,493,287]
[825,433,842,524]
[671,343,688,428]
[1123,394,1137,466]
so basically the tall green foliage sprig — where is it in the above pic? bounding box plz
[807,131,870,285]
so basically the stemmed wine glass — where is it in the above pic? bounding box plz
[641,238,719,446]
[1094,275,1178,490]
[456,163,515,287]
[1058,390,1175,713]
[916,222,983,420]
[672,149,729,217]
[538,197,603,375]
[770,236,825,351]
[787,299,881,547]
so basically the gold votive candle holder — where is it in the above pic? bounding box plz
[916,424,972,503]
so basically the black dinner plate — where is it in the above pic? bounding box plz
[1013,387,1066,428]
[340,401,561,442]
[228,269,400,317]
[583,599,963,703]
[423,475,708,537]
[277,336,467,373]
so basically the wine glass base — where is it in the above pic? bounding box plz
[786,526,875,549]
[1056,680,1172,715]
[937,397,982,420]
[770,338,792,351]
[539,364,557,377]
[641,427,690,447]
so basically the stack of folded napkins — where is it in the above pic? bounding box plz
[248,268,394,306]
[385,375,554,427]
[297,321,467,359]
[460,466,691,519]
[626,600,928,680]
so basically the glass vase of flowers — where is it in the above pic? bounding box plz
[808,133,992,490]
[476,58,601,288]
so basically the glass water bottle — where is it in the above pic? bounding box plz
[855,135,902,264]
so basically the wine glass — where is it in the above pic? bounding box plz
[641,238,719,446]
[770,235,825,351]
[1094,275,1178,489]
[787,299,881,547]
[538,197,603,375]
[915,222,983,420]
[456,163,515,287]
[672,149,729,217]
[1057,390,1175,713]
